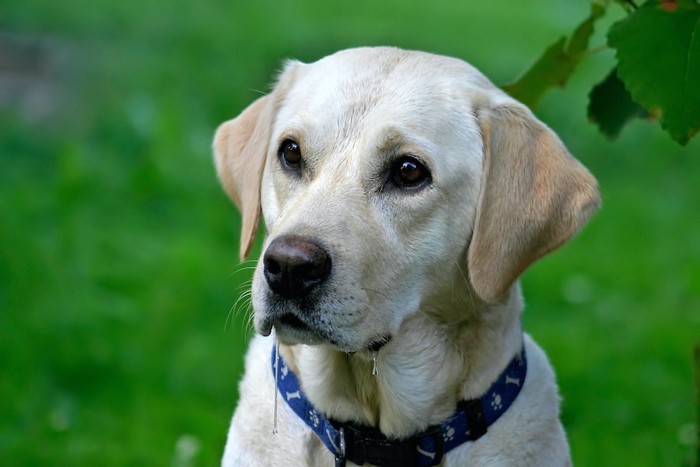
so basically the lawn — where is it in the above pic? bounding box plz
[1,0,698,465]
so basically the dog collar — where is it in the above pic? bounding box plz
[271,344,527,467]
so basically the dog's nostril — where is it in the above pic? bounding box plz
[264,257,282,275]
[302,257,331,281]
[263,235,332,298]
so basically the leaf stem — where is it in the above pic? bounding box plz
[584,44,611,57]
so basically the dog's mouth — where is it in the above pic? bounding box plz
[367,335,392,353]
[259,311,325,345]
[259,310,392,353]
[258,311,311,335]
[278,312,309,332]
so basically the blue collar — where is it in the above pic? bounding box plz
[272,344,527,467]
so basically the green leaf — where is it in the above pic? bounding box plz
[588,67,648,139]
[608,0,700,145]
[503,5,605,108]
[612,0,641,13]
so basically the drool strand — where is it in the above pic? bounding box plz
[272,337,280,435]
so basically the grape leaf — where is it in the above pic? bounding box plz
[503,5,605,108]
[588,67,648,138]
[608,0,700,145]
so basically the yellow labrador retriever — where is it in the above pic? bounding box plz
[214,47,599,466]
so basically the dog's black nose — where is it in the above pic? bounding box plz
[263,235,332,298]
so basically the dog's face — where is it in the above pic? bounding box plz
[214,48,599,353]
[253,49,486,352]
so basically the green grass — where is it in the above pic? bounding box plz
[1,1,698,465]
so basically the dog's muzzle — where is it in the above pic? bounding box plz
[257,234,333,342]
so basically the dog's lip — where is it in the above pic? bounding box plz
[342,335,392,355]
[278,313,310,332]
[258,311,310,335]
[259,312,323,344]
[258,312,391,352]
[367,335,392,352]
[258,318,274,337]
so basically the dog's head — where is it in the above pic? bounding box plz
[214,47,599,353]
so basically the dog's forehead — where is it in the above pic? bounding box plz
[282,48,490,114]
[274,48,493,158]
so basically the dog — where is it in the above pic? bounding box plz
[214,47,599,466]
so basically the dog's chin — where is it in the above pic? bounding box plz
[278,316,326,346]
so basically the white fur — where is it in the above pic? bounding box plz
[214,47,599,466]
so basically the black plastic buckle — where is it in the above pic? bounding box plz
[461,399,487,440]
[334,422,444,467]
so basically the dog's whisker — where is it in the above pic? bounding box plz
[250,87,268,97]
[362,287,391,301]
[224,305,234,331]
[243,295,256,340]
[228,263,258,278]
[450,266,455,305]
[236,278,254,293]
[244,304,255,341]
[453,261,477,317]
[225,285,254,333]
[453,260,469,289]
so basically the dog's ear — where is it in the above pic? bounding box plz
[213,95,274,260]
[468,102,600,303]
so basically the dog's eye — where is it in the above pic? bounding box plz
[278,139,302,171]
[389,156,431,189]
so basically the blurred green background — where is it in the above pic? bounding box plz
[1,0,698,465]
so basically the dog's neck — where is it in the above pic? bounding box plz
[281,283,524,438]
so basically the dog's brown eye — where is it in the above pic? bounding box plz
[279,139,302,171]
[389,156,431,189]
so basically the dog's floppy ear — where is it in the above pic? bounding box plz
[468,101,600,302]
[213,95,274,260]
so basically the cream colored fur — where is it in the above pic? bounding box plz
[214,47,600,466]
